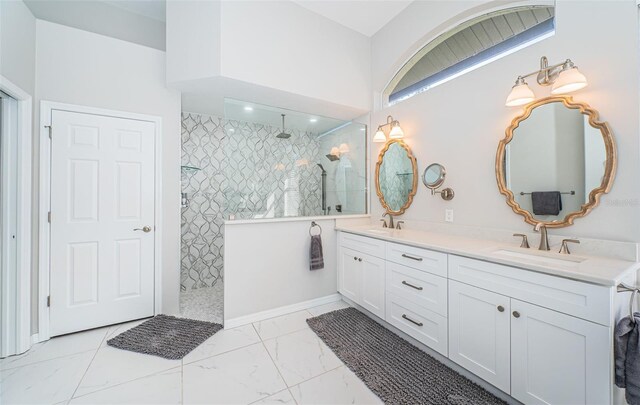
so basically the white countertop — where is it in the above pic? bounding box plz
[336,225,639,286]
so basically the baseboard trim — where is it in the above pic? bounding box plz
[225,293,342,329]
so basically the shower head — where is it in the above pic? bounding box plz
[276,114,291,139]
[316,163,326,174]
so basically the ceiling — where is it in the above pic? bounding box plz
[23,0,411,52]
[293,0,412,37]
[104,0,166,22]
[223,98,350,135]
[24,0,166,50]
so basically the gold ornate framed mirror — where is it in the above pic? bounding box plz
[496,96,617,228]
[375,140,418,215]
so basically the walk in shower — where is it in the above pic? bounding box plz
[180,99,367,323]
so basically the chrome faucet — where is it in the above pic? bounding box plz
[382,212,395,229]
[534,223,550,251]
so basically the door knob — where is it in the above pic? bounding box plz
[134,226,152,233]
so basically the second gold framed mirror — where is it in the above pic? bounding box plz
[496,96,616,228]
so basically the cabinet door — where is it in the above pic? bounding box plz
[360,254,385,319]
[338,247,361,302]
[511,299,610,405]
[449,280,511,393]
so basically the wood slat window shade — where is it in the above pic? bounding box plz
[387,6,555,105]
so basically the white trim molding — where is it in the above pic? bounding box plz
[224,293,342,329]
[0,75,32,358]
[38,101,163,342]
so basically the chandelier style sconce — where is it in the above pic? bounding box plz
[373,115,404,143]
[505,56,588,107]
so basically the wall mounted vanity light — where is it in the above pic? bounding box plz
[373,115,404,143]
[505,56,588,107]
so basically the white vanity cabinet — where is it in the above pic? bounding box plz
[337,230,623,405]
[448,280,511,393]
[337,234,386,319]
[449,280,610,404]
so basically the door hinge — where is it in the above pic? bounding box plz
[45,125,52,139]
[47,211,51,223]
[47,296,50,307]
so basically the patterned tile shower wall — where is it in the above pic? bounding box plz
[181,112,323,291]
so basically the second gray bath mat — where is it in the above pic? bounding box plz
[307,307,506,405]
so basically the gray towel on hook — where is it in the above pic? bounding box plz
[615,312,640,404]
[310,235,324,270]
[531,191,562,216]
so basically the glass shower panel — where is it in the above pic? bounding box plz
[222,99,367,220]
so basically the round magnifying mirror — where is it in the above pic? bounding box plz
[423,163,446,189]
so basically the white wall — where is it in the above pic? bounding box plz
[0,0,37,333]
[166,0,221,84]
[370,0,640,242]
[35,21,182,319]
[224,219,338,320]
[219,1,371,113]
[167,1,371,119]
[0,0,36,95]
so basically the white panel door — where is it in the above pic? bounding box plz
[338,247,360,303]
[50,110,156,336]
[360,253,385,319]
[449,280,511,393]
[511,299,610,405]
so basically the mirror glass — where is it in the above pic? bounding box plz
[376,140,417,214]
[503,100,607,223]
[423,163,446,189]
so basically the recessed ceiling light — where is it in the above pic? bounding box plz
[244,106,253,112]
[309,118,318,123]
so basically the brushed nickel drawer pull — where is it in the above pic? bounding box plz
[401,253,423,261]
[513,311,521,318]
[497,305,505,312]
[402,314,423,326]
[402,280,423,291]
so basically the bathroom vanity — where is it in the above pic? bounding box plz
[336,226,637,405]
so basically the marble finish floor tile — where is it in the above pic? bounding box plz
[263,328,343,387]
[0,351,95,405]
[183,324,261,364]
[306,300,350,317]
[289,366,383,405]
[183,343,286,404]
[253,310,312,340]
[74,345,181,397]
[69,368,182,405]
[0,327,107,370]
[250,389,296,404]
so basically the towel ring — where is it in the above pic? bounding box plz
[309,221,322,236]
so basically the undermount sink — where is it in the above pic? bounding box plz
[365,228,393,234]
[491,248,586,268]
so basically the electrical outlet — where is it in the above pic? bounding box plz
[445,209,454,223]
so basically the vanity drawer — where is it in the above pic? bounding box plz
[385,242,447,277]
[448,255,611,326]
[386,262,447,316]
[385,292,448,356]
[339,232,386,259]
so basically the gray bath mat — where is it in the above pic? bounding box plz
[307,307,506,405]
[107,315,222,359]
